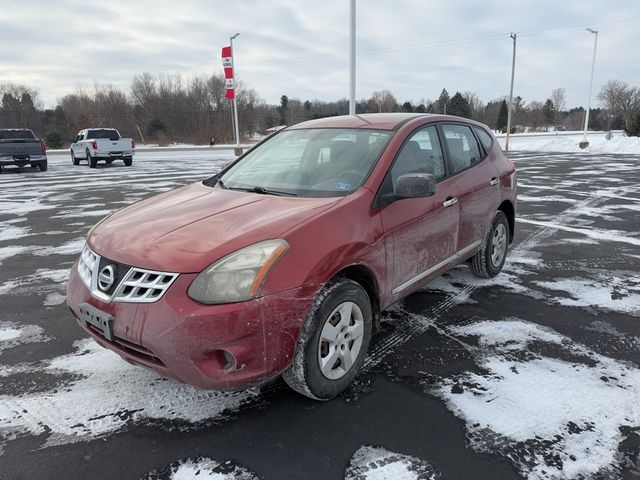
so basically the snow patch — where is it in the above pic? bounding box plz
[0,226,30,242]
[534,275,640,315]
[345,445,440,480]
[0,321,51,353]
[33,238,85,256]
[433,319,640,479]
[0,339,254,451]
[141,457,258,480]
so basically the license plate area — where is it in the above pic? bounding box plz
[78,303,114,341]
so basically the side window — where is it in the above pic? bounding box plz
[388,125,446,193]
[473,127,494,154]
[442,124,482,174]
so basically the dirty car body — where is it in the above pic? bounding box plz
[66,113,517,399]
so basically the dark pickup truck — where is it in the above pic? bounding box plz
[0,129,48,173]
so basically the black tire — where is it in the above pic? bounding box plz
[283,278,372,400]
[88,151,97,168]
[38,160,48,172]
[71,151,80,165]
[123,157,133,167]
[469,210,509,278]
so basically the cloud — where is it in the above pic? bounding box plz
[1,0,639,108]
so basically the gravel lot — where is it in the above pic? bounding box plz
[1,149,639,480]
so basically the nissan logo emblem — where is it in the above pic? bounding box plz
[98,265,115,292]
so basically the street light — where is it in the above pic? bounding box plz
[349,0,356,115]
[230,33,240,147]
[581,28,598,148]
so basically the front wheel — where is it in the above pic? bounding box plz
[469,210,509,278]
[283,278,372,400]
[71,151,79,165]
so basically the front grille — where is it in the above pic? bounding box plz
[77,245,178,303]
[97,256,132,296]
[113,268,178,303]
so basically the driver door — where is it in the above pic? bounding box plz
[379,125,459,296]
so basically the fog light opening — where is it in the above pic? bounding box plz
[222,350,237,372]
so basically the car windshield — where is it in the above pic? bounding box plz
[87,129,120,140]
[214,128,392,198]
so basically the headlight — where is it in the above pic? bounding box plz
[187,239,289,304]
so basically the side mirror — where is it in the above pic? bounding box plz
[395,173,436,199]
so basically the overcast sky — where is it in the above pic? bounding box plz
[1,0,639,109]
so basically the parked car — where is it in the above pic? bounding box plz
[66,113,517,400]
[71,128,134,168]
[0,129,47,173]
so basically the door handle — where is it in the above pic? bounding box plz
[443,197,458,208]
[490,177,500,186]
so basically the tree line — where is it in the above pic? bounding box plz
[1,75,639,148]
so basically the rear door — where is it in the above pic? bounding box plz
[439,123,501,252]
[379,125,459,296]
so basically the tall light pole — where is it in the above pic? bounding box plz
[230,32,241,147]
[349,0,356,115]
[505,33,517,151]
[581,28,598,148]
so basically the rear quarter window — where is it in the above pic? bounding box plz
[87,129,120,140]
[473,127,494,153]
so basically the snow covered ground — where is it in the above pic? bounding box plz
[496,130,640,154]
[0,150,638,479]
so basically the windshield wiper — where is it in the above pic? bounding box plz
[224,185,298,197]
[249,185,298,197]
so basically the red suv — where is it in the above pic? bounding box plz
[66,113,516,400]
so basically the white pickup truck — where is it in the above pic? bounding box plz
[71,128,135,168]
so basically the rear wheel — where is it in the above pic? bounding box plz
[88,151,97,168]
[38,160,48,172]
[71,151,80,165]
[283,278,372,400]
[123,157,133,167]
[469,210,509,278]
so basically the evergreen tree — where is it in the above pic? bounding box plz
[436,89,450,114]
[447,92,472,118]
[415,104,427,113]
[624,111,640,136]
[277,95,289,125]
[401,101,413,112]
[496,100,508,131]
[543,99,555,128]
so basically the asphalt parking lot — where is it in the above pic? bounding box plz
[0,149,639,480]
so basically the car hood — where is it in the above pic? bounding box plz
[88,182,341,272]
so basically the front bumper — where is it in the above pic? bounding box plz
[66,262,316,390]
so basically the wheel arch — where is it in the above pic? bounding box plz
[332,264,381,332]
[498,199,515,243]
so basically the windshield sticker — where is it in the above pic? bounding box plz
[336,183,351,191]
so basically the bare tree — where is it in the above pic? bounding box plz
[369,90,398,113]
[597,79,640,126]
[550,88,566,130]
[463,91,485,122]
[527,101,544,131]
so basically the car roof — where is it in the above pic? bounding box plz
[287,113,481,131]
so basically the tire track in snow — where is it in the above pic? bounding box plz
[362,187,623,371]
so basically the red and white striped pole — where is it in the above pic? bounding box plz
[222,33,240,147]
